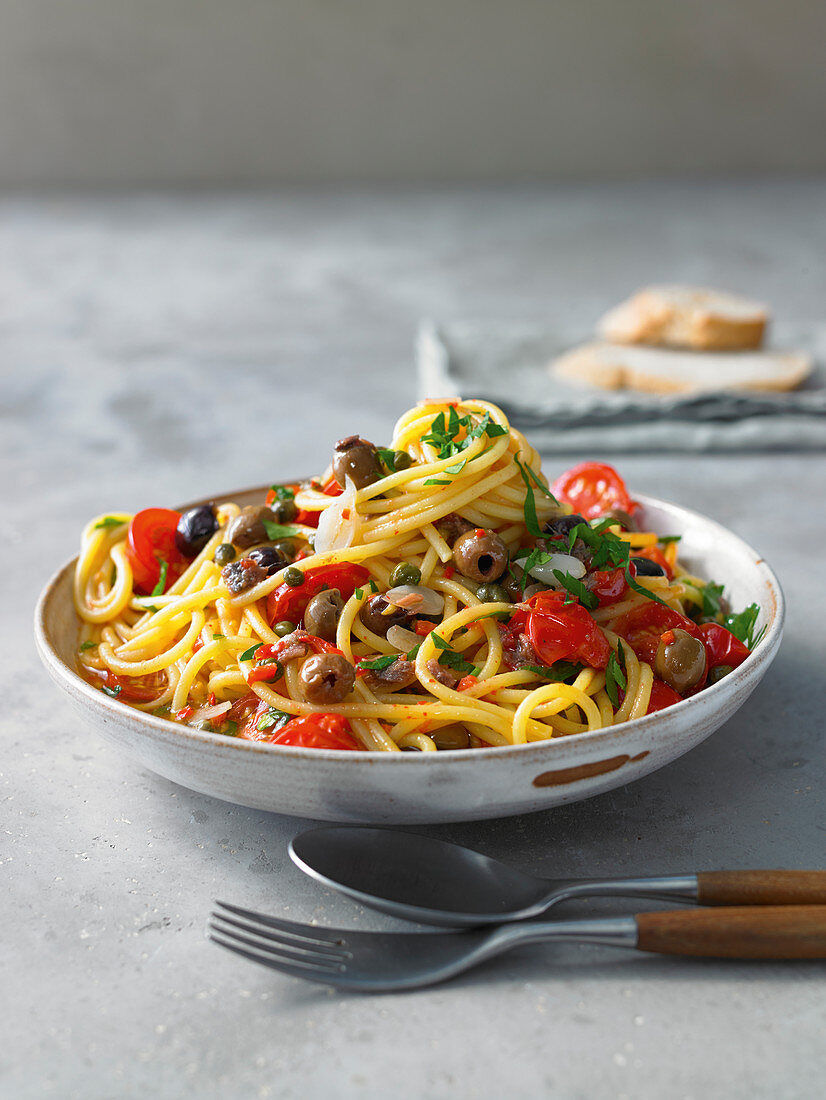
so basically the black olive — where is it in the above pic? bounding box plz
[176,505,219,557]
[247,545,290,576]
[631,556,666,577]
[543,514,586,541]
[360,594,413,636]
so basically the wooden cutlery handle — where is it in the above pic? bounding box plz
[697,870,826,906]
[636,906,826,958]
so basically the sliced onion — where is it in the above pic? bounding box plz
[385,584,444,616]
[314,478,361,554]
[516,553,586,585]
[386,625,422,652]
[189,700,231,724]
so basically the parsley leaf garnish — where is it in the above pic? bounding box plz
[699,581,726,618]
[220,719,238,737]
[552,569,599,610]
[438,649,479,676]
[79,640,97,652]
[724,603,765,649]
[514,456,546,537]
[240,642,263,662]
[94,516,126,530]
[421,407,508,464]
[101,684,122,698]
[424,479,450,486]
[261,520,302,541]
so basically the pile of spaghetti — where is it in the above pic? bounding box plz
[74,399,762,752]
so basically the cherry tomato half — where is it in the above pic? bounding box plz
[125,508,186,594]
[696,623,751,670]
[552,462,639,521]
[646,679,683,714]
[266,563,370,627]
[525,590,611,670]
[89,668,167,703]
[268,713,362,750]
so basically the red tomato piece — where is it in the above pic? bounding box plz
[266,563,370,627]
[125,508,186,594]
[295,477,344,527]
[92,669,166,703]
[268,713,362,750]
[696,623,751,670]
[526,590,611,670]
[586,567,629,607]
[552,462,639,521]
[646,679,683,713]
[612,602,701,665]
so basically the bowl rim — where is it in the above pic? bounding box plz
[35,490,785,767]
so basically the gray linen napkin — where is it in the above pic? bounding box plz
[416,320,826,452]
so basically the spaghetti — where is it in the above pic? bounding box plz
[74,399,761,752]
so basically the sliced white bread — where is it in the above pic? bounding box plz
[552,342,812,395]
[598,285,769,350]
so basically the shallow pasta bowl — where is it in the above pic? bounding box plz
[35,490,783,824]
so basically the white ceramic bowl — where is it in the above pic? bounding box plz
[35,491,783,824]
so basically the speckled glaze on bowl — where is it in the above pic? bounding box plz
[35,492,783,824]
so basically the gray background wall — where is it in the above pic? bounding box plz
[1,0,825,186]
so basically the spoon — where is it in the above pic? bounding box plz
[289,826,826,928]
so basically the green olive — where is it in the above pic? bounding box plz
[654,628,707,693]
[284,567,305,587]
[274,620,296,637]
[708,664,734,685]
[431,724,471,751]
[390,562,422,587]
[475,582,510,604]
[270,499,298,524]
[214,544,236,566]
[393,450,412,471]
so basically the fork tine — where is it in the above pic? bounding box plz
[208,932,347,986]
[214,901,351,946]
[209,914,348,963]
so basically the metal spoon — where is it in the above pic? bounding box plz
[289,826,826,928]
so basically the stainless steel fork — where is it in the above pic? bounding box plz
[209,901,826,992]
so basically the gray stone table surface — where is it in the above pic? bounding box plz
[4,182,826,1100]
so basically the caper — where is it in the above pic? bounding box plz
[214,543,236,566]
[284,567,305,587]
[274,620,296,637]
[708,664,734,685]
[390,562,422,587]
[475,582,510,604]
[393,450,412,471]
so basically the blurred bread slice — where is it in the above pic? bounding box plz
[552,343,812,395]
[598,286,768,350]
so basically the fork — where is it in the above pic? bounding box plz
[209,901,826,992]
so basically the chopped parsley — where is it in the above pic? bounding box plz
[699,580,726,618]
[101,684,122,698]
[604,645,627,708]
[521,660,582,683]
[79,640,97,652]
[220,719,239,737]
[545,520,670,609]
[552,569,599,610]
[429,633,478,675]
[421,407,507,463]
[357,654,398,671]
[240,642,263,662]
[269,485,295,502]
[150,561,169,598]
[256,708,291,732]
[423,479,450,486]
[94,516,126,530]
